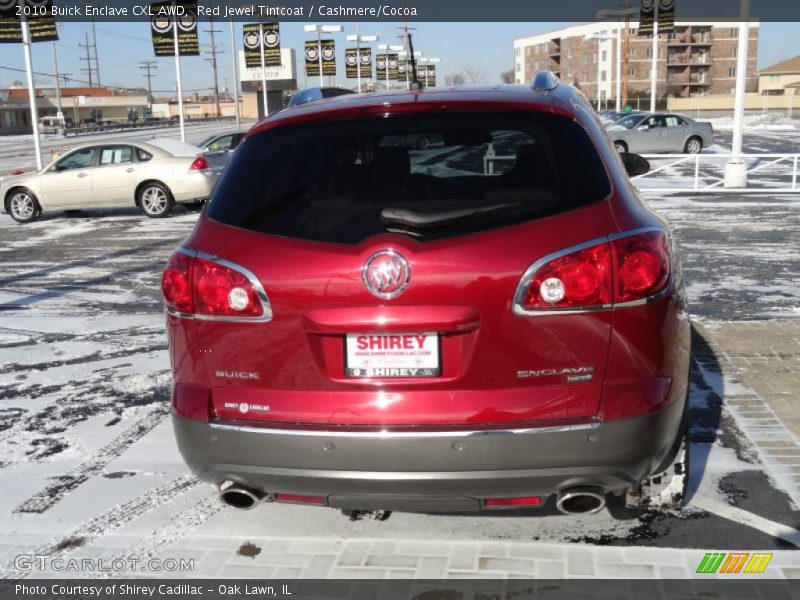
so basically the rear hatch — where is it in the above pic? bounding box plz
[191,109,617,429]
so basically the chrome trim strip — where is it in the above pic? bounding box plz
[512,227,670,317]
[166,247,273,323]
[209,421,601,438]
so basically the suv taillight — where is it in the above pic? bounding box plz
[515,230,670,313]
[611,230,670,303]
[161,250,271,321]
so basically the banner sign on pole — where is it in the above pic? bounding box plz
[345,47,372,79]
[376,53,387,76]
[305,39,335,76]
[638,0,655,35]
[243,22,280,68]
[150,1,199,57]
[658,0,675,33]
[0,0,58,43]
[387,53,399,80]
[397,59,408,81]
[423,64,437,86]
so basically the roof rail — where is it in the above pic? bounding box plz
[531,71,559,92]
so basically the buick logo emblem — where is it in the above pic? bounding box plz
[362,250,410,299]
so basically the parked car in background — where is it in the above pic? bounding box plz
[599,110,641,125]
[607,112,714,154]
[286,86,356,108]
[163,73,691,518]
[1,139,226,223]
[197,131,247,153]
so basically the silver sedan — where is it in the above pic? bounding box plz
[606,113,715,155]
[1,139,226,223]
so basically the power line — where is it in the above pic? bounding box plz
[0,65,213,93]
[78,33,96,87]
[203,20,223,117]
[139,60,157,102]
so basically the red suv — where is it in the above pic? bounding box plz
[162,74,691,517]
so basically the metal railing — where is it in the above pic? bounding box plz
[482,148,800,194]
[633,153,800,194]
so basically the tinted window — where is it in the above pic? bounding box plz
[617,115,645,129]
[206,112,611,245]
[55,147,96,171]
[100,145,133,165]
[207,135,234,151]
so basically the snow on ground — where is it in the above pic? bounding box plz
[0,170,798,576]
[707,113,800,130]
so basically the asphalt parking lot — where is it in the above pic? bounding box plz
[0,125,798,578]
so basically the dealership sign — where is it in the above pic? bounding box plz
[238,48,295,82]
[243,22,280,68]
[305,39,336,77]
[345,47,372,79]
[0,0,58,43]
[150,1,199,56]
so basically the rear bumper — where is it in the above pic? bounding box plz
[173,396,684,511]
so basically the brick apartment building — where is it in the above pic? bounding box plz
[514,21,758,104]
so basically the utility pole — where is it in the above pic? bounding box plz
[50,41,63,122]
[79,33,94,87]
[139,60,157,102]
[204,19,223,118]
[91,17,101,87]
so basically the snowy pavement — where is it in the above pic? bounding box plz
[0,195,799,579]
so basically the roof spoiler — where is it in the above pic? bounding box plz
[531,71,559,92]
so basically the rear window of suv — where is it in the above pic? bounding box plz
[206,112,611,244]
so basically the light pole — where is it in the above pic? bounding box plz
[378,43,404,90]
[597,8,639,112]
[305,24,343,87]
[725,0,751,188]
[228,0,240,128]
[347,32,378,91]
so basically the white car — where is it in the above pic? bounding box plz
[1,139,226,223]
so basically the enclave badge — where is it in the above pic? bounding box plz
[362,250,410,299]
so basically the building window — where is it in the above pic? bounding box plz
[601,70,607,82]
[567,46,573,58]
[730,27,738,38]
[729,67,736,77]
[516,63,521,73]
[593,53,598,63]
[628,67,636,77]
[515,48,520,57]
[601,49,607,61]
[630,28,637,36]
[731,47,737,58]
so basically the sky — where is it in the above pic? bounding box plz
[1,21,798,94]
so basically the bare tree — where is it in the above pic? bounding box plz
[463,65,488,84]
[500,69,515,84]
[445,72,466,86]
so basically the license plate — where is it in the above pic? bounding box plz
[345,332,440,378]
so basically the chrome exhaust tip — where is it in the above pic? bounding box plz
[219,482,269,510]
[555,487,606,515]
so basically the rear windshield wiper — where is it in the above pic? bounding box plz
[380,203,521,231]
